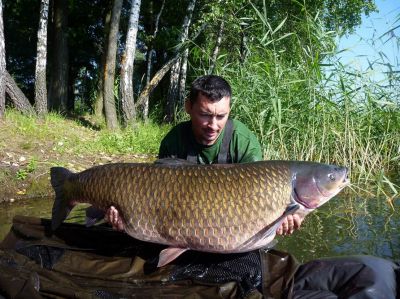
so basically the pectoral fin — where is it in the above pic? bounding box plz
[157,247,189,267]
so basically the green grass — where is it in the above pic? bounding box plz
[91,122,171,154]
[1,110,171,156]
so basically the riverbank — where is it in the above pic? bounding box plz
[0,110,167,203]
[1,109,398,203]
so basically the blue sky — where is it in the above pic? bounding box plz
[337,0,399,78]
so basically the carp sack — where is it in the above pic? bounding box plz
[50,159,349,267]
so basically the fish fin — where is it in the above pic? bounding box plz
[154,158,195,165]
[157,247,189,267]
[50,167,75,231]
[85,206,105,227]
[237,204,301,251]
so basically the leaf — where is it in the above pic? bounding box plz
[272,17,287,35]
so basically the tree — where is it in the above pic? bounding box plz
[137,54,180,111]
[94,6,112,120]
[0,0,5,118]
[120,0,142,126]
[103,0,122,130]
[5,70,35,115]
[143,0,165,120]
[34,0,49,116]
[208,20,224,74]
[48,0,69,113]
[165,0,196,123]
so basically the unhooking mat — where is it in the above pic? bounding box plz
[0,215,399,299]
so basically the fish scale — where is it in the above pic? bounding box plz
[66,162,291,251]
[50,159,349,265]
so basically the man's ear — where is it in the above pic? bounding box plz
[184,99,191,113]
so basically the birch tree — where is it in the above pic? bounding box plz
[48,0,68,113]
[103,0,122,130]
[0,0,5,118]
[208,20,224,74]
[165,0,196,122]
[120,0,141,126]
[34,0,50,116]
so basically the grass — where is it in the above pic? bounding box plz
[1,110,171,157]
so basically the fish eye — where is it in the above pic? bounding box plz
[328,173,336,181]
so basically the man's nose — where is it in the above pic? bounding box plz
[207,117,218,130]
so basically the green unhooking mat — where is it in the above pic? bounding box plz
[2,216,399,299]
[0,216,299,299]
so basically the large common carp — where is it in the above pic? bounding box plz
[50,159,349,267]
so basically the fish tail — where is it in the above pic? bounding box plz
[50,167,75,231]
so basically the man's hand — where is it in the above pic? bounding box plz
[105,206,125,231]
[276,213,304,235]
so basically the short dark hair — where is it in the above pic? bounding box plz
[189,75,232,103]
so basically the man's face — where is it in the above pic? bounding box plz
[185,93,231,146]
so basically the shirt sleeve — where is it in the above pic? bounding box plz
[231,120,263,163]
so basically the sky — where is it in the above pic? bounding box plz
[336,0,400,80]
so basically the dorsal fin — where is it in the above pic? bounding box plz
[154,158,196,165]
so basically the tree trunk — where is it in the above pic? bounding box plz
[103,0,122,130]
[208,20,224,74]
[178,47,189,105]
[48,0,68,113]
[165,0,196,122]
[0,0,5,118]
[240,25,247,63]
[34,0,50,116]
[5,70,35,115]
[165,59,181,122]
[94,8,112,119]
[143,0,165,120]
[120,0,141,126]
[136,55,180,111]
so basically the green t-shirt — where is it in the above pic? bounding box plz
[158,119,263,164]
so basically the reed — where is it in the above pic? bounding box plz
[215,5,399,195]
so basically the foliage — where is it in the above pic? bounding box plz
[3,0,377,114]
[16,158,37,180]
[3,0,398,194]
[213,3,399,193]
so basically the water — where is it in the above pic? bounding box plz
[0,195,399,263]
[276,195,400,262]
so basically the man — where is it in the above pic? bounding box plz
[106,75,303,235]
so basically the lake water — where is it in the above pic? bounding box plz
[0,194,399,263]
